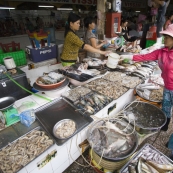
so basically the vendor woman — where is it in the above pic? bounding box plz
[120,24,173,131]
[84,16,107,58]
[120,19,138,47]
[61,12,108,66]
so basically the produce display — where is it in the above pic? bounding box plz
[85,78,128,99]
[120,144,173,173]
[0,129,53,173]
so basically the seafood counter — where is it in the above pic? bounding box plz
[0,50,169,173]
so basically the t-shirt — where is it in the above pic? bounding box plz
[61,31,84,62]
[84,30,100,58]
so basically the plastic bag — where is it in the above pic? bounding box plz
[19,109,35,127]
[17,101,36,113]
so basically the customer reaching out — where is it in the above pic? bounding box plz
[120,24,173,131]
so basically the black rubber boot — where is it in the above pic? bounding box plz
[161,118,170,131]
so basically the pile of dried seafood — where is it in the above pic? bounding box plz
[62,87,91,102]
[102,72,125,82]
[150,88,163,102]
[103,72,142,88]
[121,76,142,88]
[85,78,128,99]
[0,129,53,173]
[121,144,173,173]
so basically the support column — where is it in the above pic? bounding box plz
[97,0,107,39]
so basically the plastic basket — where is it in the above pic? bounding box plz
[0,49,27,67]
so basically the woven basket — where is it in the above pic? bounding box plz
[90,149,131,171]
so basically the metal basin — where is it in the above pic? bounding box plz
[0,96,15,111]
[87,118,138,161]
[53,119,77,139]
[123,101,167,134]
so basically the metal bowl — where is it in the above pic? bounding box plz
[123,101,167,134]
[53,119,77,139]
[87,118,138,161]
[0,96,15,111]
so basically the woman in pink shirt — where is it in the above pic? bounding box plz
[121,24,173,131]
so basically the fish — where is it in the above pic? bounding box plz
[145,162,159,173]
[137,157,143,173]
[128,165,137,173]
[146,160,173,171]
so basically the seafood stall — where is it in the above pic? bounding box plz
[0,44,170,173]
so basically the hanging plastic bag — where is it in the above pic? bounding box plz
[17,101,36,113]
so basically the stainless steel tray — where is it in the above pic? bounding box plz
[136,85,162,103]
[0,126,54,173]
[35,98,93,146]
[119,143,173,173]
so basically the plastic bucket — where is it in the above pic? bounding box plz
[106,53,120,69]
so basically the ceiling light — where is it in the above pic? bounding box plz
[135,11,140,12]
[0,7,15,9]
[57,8,73,11]
[38,5,54,8]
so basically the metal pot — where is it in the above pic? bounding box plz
[87,119,138,161]
[123,101,167,134]
[0,96,15,111]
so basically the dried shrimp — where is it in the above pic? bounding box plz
[0,129,53,173]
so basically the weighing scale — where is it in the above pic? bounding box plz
[0,97,20,129]
[0,66,20,129]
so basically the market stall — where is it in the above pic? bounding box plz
[0,41,172,173]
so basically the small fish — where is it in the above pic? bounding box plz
[128,165,137,173]
[146,160,173,171]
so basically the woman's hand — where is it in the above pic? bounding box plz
[120,55,133,60]
[100,50,111,56]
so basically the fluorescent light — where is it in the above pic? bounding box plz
[135,11,140,12]
[0,7,15,9]
[39,5,54,8]
[57,8,73,11]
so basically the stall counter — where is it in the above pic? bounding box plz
[0,85,135,173]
